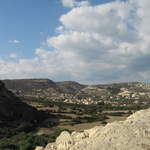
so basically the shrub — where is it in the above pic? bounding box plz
[33,135,48,147]
[16,122,34,132]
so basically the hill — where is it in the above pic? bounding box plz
[0,80,46,138]
[3,79,86,101]
[56,81,85,95]
[3,79,59,92]
[3,79,62,100]
[2,79,150,106]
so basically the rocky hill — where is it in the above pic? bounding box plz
[2,79,150,106]
[36,108,150,150]
[56,81,85,95]
[0,80,46,138]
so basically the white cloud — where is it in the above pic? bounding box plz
[9,53,18,59]
[60,1,139,43]
[8,40,20,44]
[61,0,90,8]
[1,0,150,83]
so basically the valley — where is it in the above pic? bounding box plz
[0,79,150,150]
[24,98,140,134]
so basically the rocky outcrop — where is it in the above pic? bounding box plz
[35,146,44,150]
[39,108,150,150]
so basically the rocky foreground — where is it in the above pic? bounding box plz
[36,108,150,150]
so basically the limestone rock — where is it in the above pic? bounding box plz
[45,143,57,150]
[56,131,74,150]
[35,146,44,150]
[44,108,150,150]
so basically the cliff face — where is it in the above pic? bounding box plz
[0,81,45,137]
[40,108,150,150]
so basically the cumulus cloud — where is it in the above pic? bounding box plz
[1,0,150,83]
[59,2,139,43]
[60,0,90,8]
[9,53,18,59]
[8,40,20,44]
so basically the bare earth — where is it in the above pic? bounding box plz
[37,115,127,135]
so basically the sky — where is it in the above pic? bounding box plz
[0,0,149,84]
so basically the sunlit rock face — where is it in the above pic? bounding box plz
[41,108,150,150]
[35,147,44,150]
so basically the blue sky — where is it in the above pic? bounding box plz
[0,0,115,59]
[0,0,149,83]
[0,0,64,58]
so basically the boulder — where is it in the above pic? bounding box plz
[35,146,44,150]
[43,108,150,150]
[56,131,74,150]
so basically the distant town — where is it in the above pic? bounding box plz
[3,79,150,107]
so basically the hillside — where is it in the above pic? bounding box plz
[0,80,46,138]
[3,79,85,100]
[37,108,150,150]
[3,79,62,100]
[2,79,150,106]
[3,79,59,92]
[56,81,85,95]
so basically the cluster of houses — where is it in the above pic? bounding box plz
[10,82,150,106]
